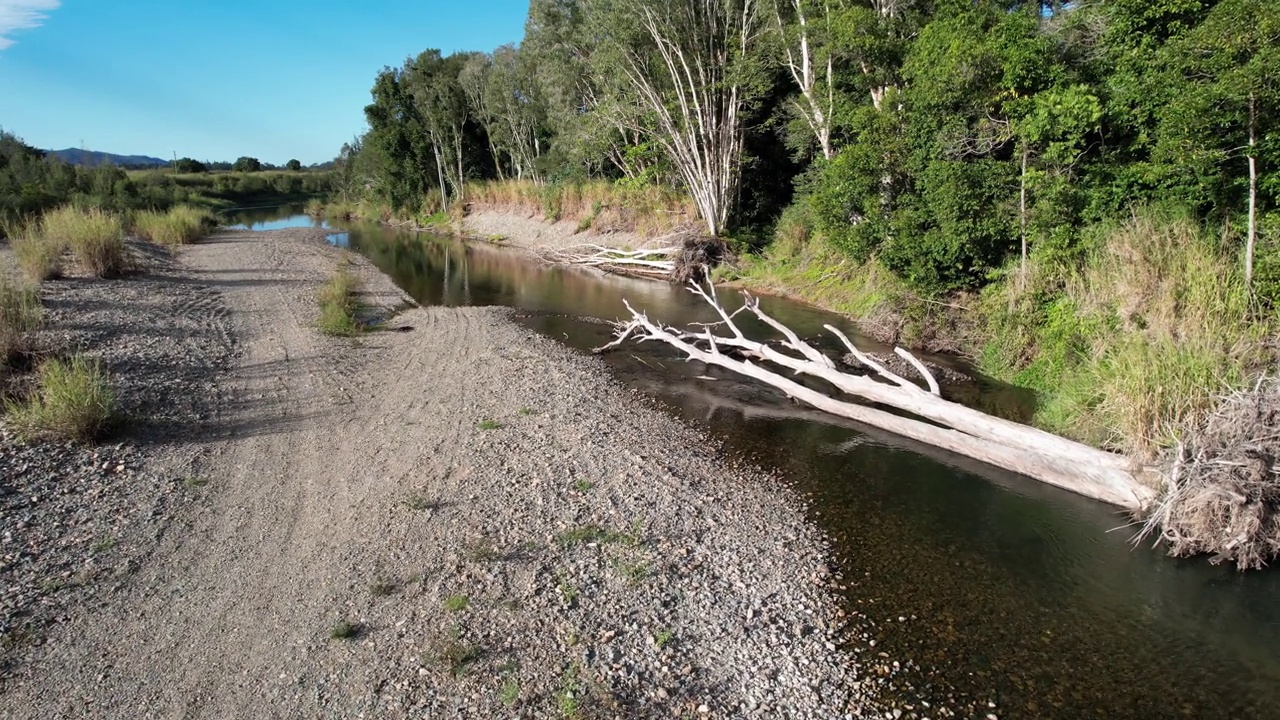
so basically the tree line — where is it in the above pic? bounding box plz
[339,0,1278,294]
[1,132,333,235]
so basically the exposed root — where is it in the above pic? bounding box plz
[670,235,726,283]
[1140,377,1280,569]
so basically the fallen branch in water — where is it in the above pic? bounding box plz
[596,278,1156,512]
[540,244,678,279]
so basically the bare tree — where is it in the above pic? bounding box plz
[610,0,768,237]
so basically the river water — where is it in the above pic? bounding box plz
[228,207,1280,719]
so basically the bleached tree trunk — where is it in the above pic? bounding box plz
[1246,91,1257,286]
[454,123,466,201]
[431,138,449,211]
[1020,146,1029,278]
[773,0,835,159]
[616,0,765,237]
[600,282,1156,512]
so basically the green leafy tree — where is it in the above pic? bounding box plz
[285,159,303,172]
[1155,0,1280,283]
[174,157,207,173]
[232,156,262,172]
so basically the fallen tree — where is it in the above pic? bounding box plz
[596,279,1158,513]
[541,244,678,279]
[544,235,727,283]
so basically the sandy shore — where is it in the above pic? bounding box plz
[462,208,677,254]
[0,228,869,718]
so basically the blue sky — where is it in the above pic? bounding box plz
[0,1,528,165]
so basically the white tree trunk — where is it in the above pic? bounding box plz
[774,0,835,159]
[1247,92,1257,286]
[616,0,764,237]
[431,139,448,211]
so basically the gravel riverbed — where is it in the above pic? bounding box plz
[1,228,880,718]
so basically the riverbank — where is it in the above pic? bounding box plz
[1,227,873,717]
[438,204,1280,570]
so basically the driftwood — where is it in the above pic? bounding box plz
[596,279,1157,513]
[542,244,678,279]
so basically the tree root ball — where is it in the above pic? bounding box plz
[1145,377,1280,569]
[670,235,727,284]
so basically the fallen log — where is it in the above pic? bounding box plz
[595,279,1158,513]
[541,243,679,279]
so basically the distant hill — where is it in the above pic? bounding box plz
[48,148,169,168]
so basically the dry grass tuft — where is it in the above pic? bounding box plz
[0,276,43,364]
[9,215,66,281]
[463,180,697,238]
[5,354,116,442]
[40,206,127,277]
[316,267,365,336]
[133,206,215,246]
[1141,377,1280,569]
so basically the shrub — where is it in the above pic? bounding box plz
[5,355,115,442]
[40,206,127,277]
[316,267,365,336]
[0,277,42,363]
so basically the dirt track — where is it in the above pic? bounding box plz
[1,228,866,718]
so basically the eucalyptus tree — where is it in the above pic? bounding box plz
[459,53,507,180]
[524,0,656,180]
[403,50,472,209]
[599,0,771,236]
[462,45,548,182]
[364,67,436,210]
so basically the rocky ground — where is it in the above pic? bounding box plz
[0,228,877,718]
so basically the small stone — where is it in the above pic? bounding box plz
[698,704,710,714]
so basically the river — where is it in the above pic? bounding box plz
[227,205,1280,719]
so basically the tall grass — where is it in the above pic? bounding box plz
[977,209,1265,455]
[5,354,115,442]
[0,276,42,364]
[735,206,909,337]
[40,206,127,277]
[10,222,66,281]
[133,205,215,245]
[316,266,365,336]
[464,180,697,237]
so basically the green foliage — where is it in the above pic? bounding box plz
[173,158,207,174]
[285,159,303,172]
[5,355,116,443]
[975,210,1263,454]
[232,156,262,172]
[329,621,361,640]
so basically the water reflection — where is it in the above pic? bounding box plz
[223,204,330,231]
[252,214,1280,719]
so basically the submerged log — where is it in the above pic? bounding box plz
[596,279,1157,513]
